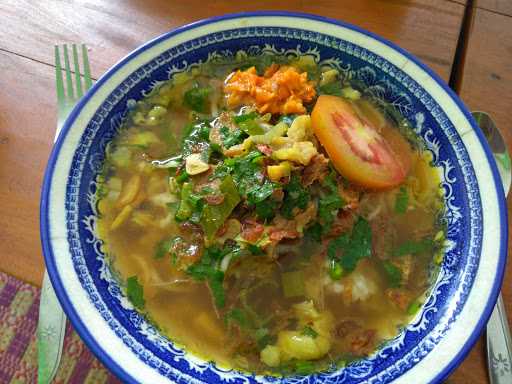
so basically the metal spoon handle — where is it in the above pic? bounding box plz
[471,112,512,383]
[487,294,512,383]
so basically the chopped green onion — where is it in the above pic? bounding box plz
[187,192,203,208]
[407,300,422,315]
[201,175,240,239]
[329,259,343,280]
[175,182,193,221]
[239,119,264,135]
[233,112,258,123]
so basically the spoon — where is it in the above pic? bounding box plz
[472,111,512,384]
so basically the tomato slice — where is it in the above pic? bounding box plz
[311,95,410,189]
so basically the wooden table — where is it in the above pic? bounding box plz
[0,1,509,382]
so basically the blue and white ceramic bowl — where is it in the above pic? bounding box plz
[41,12,507,383]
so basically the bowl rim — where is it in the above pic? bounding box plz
[40,10,508,383]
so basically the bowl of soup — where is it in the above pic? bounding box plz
[40,11,507,383]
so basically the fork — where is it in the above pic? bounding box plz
[54,44,93,133]
[37,44,92,384]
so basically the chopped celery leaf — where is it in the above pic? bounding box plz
[225,308,250,329]
[154,237,173,259]
[394,186,408,214]
[318,172,345,230]
[126,276,145,310]
[183,86,211,113]
[327,216,371,274]
[186,244,240,308]
[318,82,343,96]
[281,174,310,218]
[393,238,433,257]
[220,125,245,148]
[382,261,402,288]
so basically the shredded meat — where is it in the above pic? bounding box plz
[302,154,330,186]
[386,288,412,311]
[329,211,356,237]
[371,218,394,260]
[192,170,218,193]
[271,215,296,232]
[269,229,300,242]
[338,184,360,210]
[271,188,284,202]
[390,255,414,284]
[335,320,377,356]
[269,219,298,241]
[294,202,317,232]
[347,329,377,356]
[241,219,264,242]
[272,202,316,234]
[335,320,359,338]
[267,203,316,243]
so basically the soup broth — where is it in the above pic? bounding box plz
[97,55,445,375]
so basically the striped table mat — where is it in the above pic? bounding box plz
[0,271,120,384]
